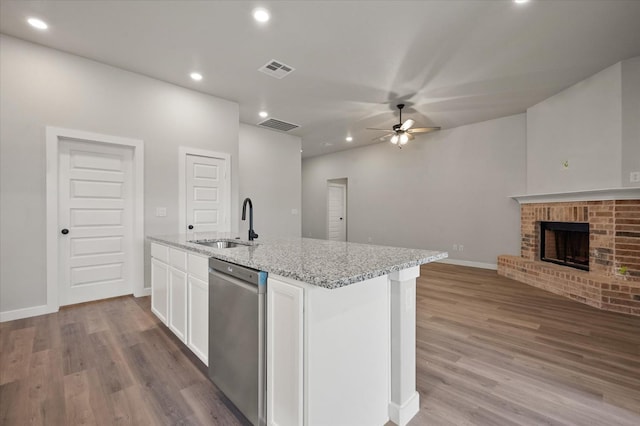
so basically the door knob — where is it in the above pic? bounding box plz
[188,225,194,230]
[61,228,69,235]
[339,217,343,220]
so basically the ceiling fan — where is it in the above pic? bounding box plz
[367,104,440,147]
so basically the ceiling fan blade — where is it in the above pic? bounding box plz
[408,127,441,134]
[400,119,415,131]
[407,133,415,141]
[366,127,393,131]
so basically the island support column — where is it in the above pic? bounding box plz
[388,266,420,426]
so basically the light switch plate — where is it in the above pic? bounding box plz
[155,207,167,217]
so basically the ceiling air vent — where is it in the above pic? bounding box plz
[258,59,296,79]
[258,118,299,132]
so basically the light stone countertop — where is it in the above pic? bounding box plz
[148,233,448,289]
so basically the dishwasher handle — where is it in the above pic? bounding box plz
[209,269,262,294]
[210,258,264,283]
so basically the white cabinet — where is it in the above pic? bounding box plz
[187,253,209,365]
[150,242,209,365]
[267,274,390,426]
[267,276,304,426]
[150,258,169,324]
[169,266,188,342]
[168,248,188,342]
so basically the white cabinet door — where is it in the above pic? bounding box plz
[169,267,188,342]
[267,277,304,426]
[151,258,169,324]
[187,274,209,365]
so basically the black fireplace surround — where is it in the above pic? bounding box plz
[540,221,589,271]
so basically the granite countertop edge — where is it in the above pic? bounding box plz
[148,235,448,289]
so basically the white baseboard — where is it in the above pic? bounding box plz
[0,304,58,323]
[1,288,150,322]
[135,287,151,297]
[437,258,498,270]
[388,391,420,426]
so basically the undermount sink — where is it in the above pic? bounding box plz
[192,240,251,249]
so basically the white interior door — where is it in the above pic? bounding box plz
[327,183,346,241]
[185,154,227,233]
[58,139,134,306]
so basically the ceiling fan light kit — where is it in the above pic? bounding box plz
[368,103,440,149]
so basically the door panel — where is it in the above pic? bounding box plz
[169,267,188,342]
[59,139,133,306]
[187,274,209,365]
[71,236,123,257]
[71,263,123,286]
[194,187,218,201]
[185,154,227,233]
[70,209,123,226]
[71,180,123,198]
[151,254,169,324]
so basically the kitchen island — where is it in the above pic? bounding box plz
[148,233,447,426]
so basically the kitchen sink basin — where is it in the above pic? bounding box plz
[192,240,251,249]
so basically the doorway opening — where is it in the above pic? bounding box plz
[46,127,145,310]
[178,147,231,235]
[327,178,347,241]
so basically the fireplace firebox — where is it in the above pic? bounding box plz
[540,221,589,271]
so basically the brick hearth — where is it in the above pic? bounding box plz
[498,200,640,316]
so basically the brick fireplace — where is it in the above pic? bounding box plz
[498,199,640,316]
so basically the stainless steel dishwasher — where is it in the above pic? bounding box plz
[208,258,267,426]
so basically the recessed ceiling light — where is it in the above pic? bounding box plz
[259,111,268,118]
[253,8,270,23]
[345,136,353,142]
[514,0,530,4]
[27,17,48,30]
[190,72,203,81]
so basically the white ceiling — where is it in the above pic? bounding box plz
[1,1,640,158]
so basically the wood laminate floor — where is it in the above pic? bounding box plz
[1,263,639,425]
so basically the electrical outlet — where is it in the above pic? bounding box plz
[155,207,167,217]
[291,208,298,215]
[630,172,640,183]
[453,244,458,251]
[459,245,464,252]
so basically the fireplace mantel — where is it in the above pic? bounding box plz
[510,187,640,204]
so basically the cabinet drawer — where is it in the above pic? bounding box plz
[188,253,209,281]
[170,248,188,271]
[151,243,169,263]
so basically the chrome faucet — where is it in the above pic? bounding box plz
[242,197,259,241]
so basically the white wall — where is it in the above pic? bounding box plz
[0,36,239,314]
[621,57,640,187]
[526,62,622,194]
[302,114,526,267]
[526,57,640,193]
[239,124,301,238]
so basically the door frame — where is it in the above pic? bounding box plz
[326,182,347,241]
[178,146,231,234]
[46,127,145,314]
